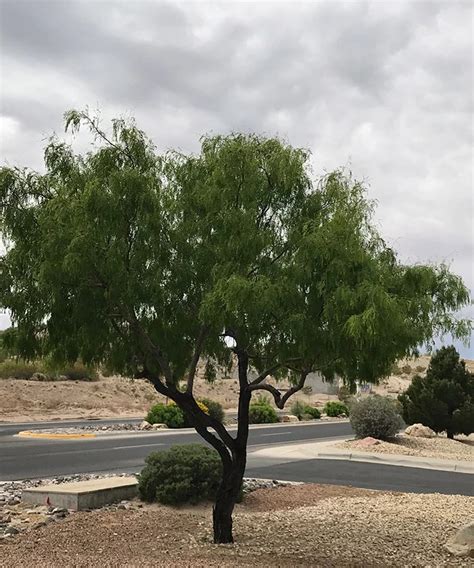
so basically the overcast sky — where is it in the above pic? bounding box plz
[0,0,473,356]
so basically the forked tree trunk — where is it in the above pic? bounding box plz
[212,448,247,544]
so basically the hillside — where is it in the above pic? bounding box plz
[0,356,473,423]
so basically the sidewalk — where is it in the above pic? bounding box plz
[250,439,474,474]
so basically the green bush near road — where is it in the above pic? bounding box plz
[138,444,222,505]
[146,403,186,428]
[198,397,225,423]
[324,401,349,417]
[291,401,321,420]
[249,398,279,424]
[350,396,404,440]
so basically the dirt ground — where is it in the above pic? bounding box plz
[0,484,472,567]
[1,355,472,423]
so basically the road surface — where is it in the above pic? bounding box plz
[1,419,472,495]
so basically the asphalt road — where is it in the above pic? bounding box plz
[1,420,472,495]
[0,420,352,479]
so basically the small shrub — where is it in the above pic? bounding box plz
[0,361,41,380]
[249,399,279,424]
[324,401,349,417]
[146,403,186,428]
[304,406,321,419]
[291,401,321,420]
[199,398,225,423]
[337,385,352,402]
[350,396,404,440]
[401,364,412,375]
[55,363,98,381]
[138,444,222,505]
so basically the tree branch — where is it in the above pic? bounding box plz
[186,325,209,394]
[249,370,309,409]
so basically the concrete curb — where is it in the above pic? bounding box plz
[17,431,97,440]
[315,451,474,474]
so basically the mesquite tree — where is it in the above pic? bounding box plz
[0,111,471,543]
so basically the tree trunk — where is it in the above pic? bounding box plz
[447,430,454,439]
[212,448,247,544]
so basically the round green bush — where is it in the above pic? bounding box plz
[199,398,225,423]
[138,444,222,505]
[350,396,404,440]
[249,401,279,424]
[146,403,185,428]
[324,401,349,417]
[291,401,321,420]
[304,406,321,419]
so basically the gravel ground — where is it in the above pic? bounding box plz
[0,484,472,567]
[336,434,474,461]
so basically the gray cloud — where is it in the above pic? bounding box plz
[1,0,472,355]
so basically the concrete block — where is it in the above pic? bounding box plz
[22,477,138,511]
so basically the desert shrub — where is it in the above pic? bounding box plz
[401,364,412,375]
[54,363,98,381]
[399,346,474,438]
[391,363,403,376]
[0,359,98,381]
[199,398,225,423]
[0,360,41,380]
[138,444,222,505]
[146,403,186,428]
[415,365,425,373]
[338,385,355,402]
[249,398,279,424]
[324,401,349,417]
[350,396,404,440]
[291,401,321,420]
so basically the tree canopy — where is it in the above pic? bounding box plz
[0,110,471,542]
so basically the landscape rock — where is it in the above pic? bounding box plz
[405,423,436,438]
[356,437,381,447]
[151,423,168,430]
[139,420,152,430]
[445,521,474,557]
[281,415,299,423]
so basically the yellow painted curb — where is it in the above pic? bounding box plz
[17,431,96,439]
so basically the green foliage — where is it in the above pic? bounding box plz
[138,444,222,505]
[350,396,404,440]
[398,346,474,437]
[337,384,356,402]
[249,398,279,424]
[0,360,41,380]
[324,401,349,417]
[291,400,321,420]
[199,397,225,423]
[0,109,470,392]
[146,403,186,428]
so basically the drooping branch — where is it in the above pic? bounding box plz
[249,358,302,386]
[186,325,209,394]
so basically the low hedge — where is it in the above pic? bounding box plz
[291,401,321,420]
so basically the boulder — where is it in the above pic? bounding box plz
[139,421,152,431]
[150,423,168,430]
[281,415,299,423]
[356,437,381,447]
[445,521,474,557]
[405,423,436,438]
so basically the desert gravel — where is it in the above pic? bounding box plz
[336,434,474,462]
[0,484,472,567]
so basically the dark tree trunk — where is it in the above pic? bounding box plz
[213,447,247,544]
[447,430,454,439]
